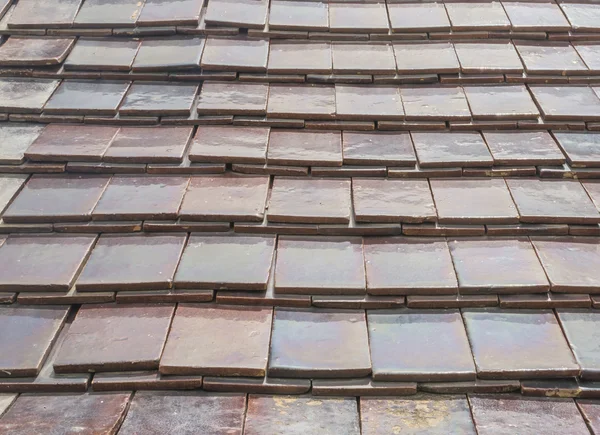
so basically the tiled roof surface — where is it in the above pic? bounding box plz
[3,0,600,433]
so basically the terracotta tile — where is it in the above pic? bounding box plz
[189,126,269,164]
[0,78,59,113]
[554,132,600,168]
[560,3,600,32]
[0,174,27,214]
[401,87,471,121]
[201,37,268,72]
[267,84,335,119]
[0,235,95,292]
[463,309,579,379]
[329,3,389,33]
[132,37,204,72]
[464,85,539,120]
[245,395,360,435]
[0,123,44,164]
[574,45,600,73]
[197,82,268,116]
[53,304,175,373]
[119,83,198,116]
[484,131,565,166]
[179,175,269,222]
[503,2,570,31]
[332,43,396,74]
[268,42,331,74]
[446,2,510,31]
[529,86,600,121]
[506,179,600,224]
[454,43,523,73]
[269,0,328,31]
[361,395,477,435]
[267,130,342,167]
[93,176,189,221]
[64,38,140,71]
[0,392,130,434]
[449,238,548,293]
[90,371,202,391]
[342,131,416,166]
[531,236,600,293]
[394,42,459,74]
[160,304,272,376]
[3,174,110,223]
[203,376,310,394]
[8,0,82,28]
[118,392,245,434]
[0,36,74,66]
[268,178,351,224]
[469,395,589,435]
[74,0,143,27]
[387,3,450,32]
[269,308,370,377]
[77,233,186,291]
[104,127,192,164]
[204,0,268,29]
[516,43,588,75]
[138,0,204,26]
[557,310,600,380]
[311,378,415,396]
[411,132,493,167]
[576,400,600,433]
[420,380,520,395]
[44,80,129,116]
[335,85,403,120]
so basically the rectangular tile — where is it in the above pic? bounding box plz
[44,80,130,116]
[8,0,83,29]
[411,132,493,168]
[267,130,342,166]
[64,38,140,71]
[0,78,59,113]
[119,83,198,116]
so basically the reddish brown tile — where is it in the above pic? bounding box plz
[394,42,459,74]
[267,84,336,119]
[44,80,130,115]
[197,82,268,116]
[189,126,269,164]
[454,43,522,73]
[201,37,268,72]
[387,3,450,32]
[104,127,192,164]
[119,83,198,116]
[204,0,268,29]
[203,376,310,395]
[268,42,331,74]
[483,131,565,166]
[446,2,510,31]
[342,131,416,166]
[401,87,471,121]
[332,43,396,74]
[464,85,539,120]
[335,85,403,120]
[329,3,389,33]
[73,0,144,27]
[0,78,59,113]
[267,130,342,166]
[577,400,600,434]
[90,371,202,391]
[529,86,600,121]
[411,132,493,167]
[0,36,74,66]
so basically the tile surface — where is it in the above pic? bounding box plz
[190,126,269,164]
[44,80,129,115]
[269,0,328,31]
[394,42,459,74]
[401,88,471,121]
[483,131,565,166]
[8,0,82,28]
[342,131,416,166]
[529,86,600,121]
[0,36,74,66]
[0,78,59,113]
[201,38,268,72]
[64,38,140,71]
[74,0,144,27]
[205,0,268,29]
[0,123,44,164]
[119,83,198,116]
[197,82,268,116]
[332,43,396,74]
[267,84,335,119]
[267,130,342,167]
[335,85,403,120]
[411,132,493,168]
[557,310,600,380]
[104,127,192,164]
[132,37,205,72]
[463,85,539,120]
[268,42,331,74]
[329,3,389,33]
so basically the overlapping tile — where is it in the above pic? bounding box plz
[8,0,83,29]
[0,78,59,113]
[0,123,44,164]
[269,0,328,31]
[267,130,342,166]
[0,36,74,66]
[0,174,27,214]
[119,82,198,116]
[329,3,388,33]
[64,38,140,71]
[132,37,205,72]
[197,82,268,116]
[201,37,268,72]
[342,131,416,166]
[104,127,192,163]
[44,80,129,115]
[137,0,204,27]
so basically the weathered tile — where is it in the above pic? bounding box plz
[119,83,198,116]
[160,304,272,376]
[74,0,143,27]
[529,86,600,121]
[577,400,600,433]
[8,0,82,29]
[464,85,539,120]
[503,2,570,31]
[517,43,588,75]
[0,392,130,434]
[197,82,268,116]
[138,0,203,26]
[329,2,388,33]
[104,127,192,164]
[560,3,600,32]
[267,130,341,167]
[91,371,202,391]
[0,78,59,113]
[463,309,580,379]
[189,126,269,164]
[93,176,189,220]
[268,178,351,224]
[53,304,174,373]
[401,87,471,121]
[0,235,95,292]
[44,80,130,115]
[411,132,493,167]
[506,179,600,224]
[0,123,44,164]
[445,2,510,31]
[387,3,450,32]
[335,85,403,120]
[449,238,548,293]
[205,0,268,28]
[394,42,459,74]
[554,132,600,168]
[454,43,523,73]
[557,310,600,380]
[132,37,204,72]
[267,84,335,119]
[64,38,140,71]
[268,42,331,74]
[483,131,565,166]
[269,0,328,31]
[0,36,74,66]
[332,43,396,74]
[201,37,268,72]
[0,393,15,414]
[179,175,269,222]
[203,376,310,395]
[575,45,600,73]
[420,380,520,395]
[0,174,27,214]
[310,378,414,396]
[342,131,416,166]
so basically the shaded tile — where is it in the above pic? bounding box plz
[93,176,189,220]
[529,86,600,121]
[197,82,268,116]
[454,43,523,73]
[0,174,28,214]
[268,42,331,74]
[506,179,600,224]
[118,392,245,434]
[53,304,175,373]
[445,2,510,31]
[91,371,203,391]
[104,127,192,164]
[449,238,548,293]
[516,43,588,75]
[329,3,389,33]
[577,400,600,434]
[77,234,187,291]
[119,83,198,116]
[267,130,341,166]
[160,304,272,376]
[268,178,351,224]
[342,131,416,166]
[268,308,370,378]
[0,235,95,292]
[267,84,335,119]
[560,3,600,32]
[189,126,269,164]
[555,132,600,168]
[558,310,600,380]
[201,37,268,72]
[179,175,269,222]
[269,0,328,31]
[401,87,471,121]
[484,131,565,166]
[420,380,520,395]
[203,376,310,395]
[394,42,459,74]
[332,43,396,74]
[0,123,44,164]
[411,132,493,167]
[204,0,268,29]
[0,36,74,66]
[64,38,140,71]
[463,309,579,379]
[138,0,204,26]
[503,2,570,31]
[335,85,403,120]
[132,37,204,72]
[8,0,82,29]
[464,85,539,120]
[44,80,130,115]
[387,3,450,32]
[0,78,59,113]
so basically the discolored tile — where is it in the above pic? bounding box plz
[463,85,539,120]
[329,3,389,33]
[332,43,396,74]
[132,37,204,72]
[575,45,600,73]
[454,43,523,73]
[53,304,175,373]
[197,82,268,116]
[506,179,600,224]
[0,235,95,292]
[560,3,600,32]
[201,37,268,72]
[554,132,600,168]
[160,304,272,376]
[557,310,600,380]
[445,2,510,31]
[274,236,365,295]
[8,0,82,29]
[137,0,204,27]
[44,80,130,116]
[0,123,44,164]
[463,309,579,379]
[0,392,130,434]
[268,308,371,378]
[516,43,588,75]
[119,83,198,116]
[64,38,140,71]
[0,78,59,113]
[449,238,548,293]
[411,132,493,168]
[577,400,600,434]
[118,392,245,435]
[394,43,459,74]
[387,3,450,32]
[267,130,342,166]
[503,2,570,31]
[204,0,268,29]
[268,42,331,74]
[203,376,310,395]
[269,0,328,31]
[179,175,269,222]
[189,126,269,164]
[267,84,335,119]
[77,234,187,292]
[74,0,143,27]
[0,174,27,215]
[104,127,192,164]
[0,36,74,66]
[483,131,565,166]
[529,86,600,121]
[268,178,351,224]
[335,85,403,120]
[342,131,416,166]
[401,87,471,121]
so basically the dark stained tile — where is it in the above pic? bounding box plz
[361,395,477,435]
[64,38,140,71]
[44,80,130,116]
[445,2,510,31]
[335,85,403,120]
[531,236,600,293]
[342,131,416,166]
[577,400,600,434]
[160,304,272,376]
[368,309,475,382]
[119,83,198,116]
[449,238,548,293]
[204,0,268,29]
[268,42,331,74]
[0,235,95,292]
[179,175,269,222]
[267,130,342,166]
[387,3,450,32]
[352,178,435,223]
[394,43,459,74]
[557,310,600,380]
[430,178,519,224]
[77,234,186,291]
[469,395,589,435]
[90,371,203,391]
[201,37,268,72]
[118,392,245,434]
[274,236,365,295]
[132,37,205,72]
[516,43,588,75]
[483,131,565,166]
[0,36,74,66]
[0,175,27,214]
[0,392,131,434]
[0,78,59,113]
[268,178,351,224]
[3,174,110,223]
[420,379,520,395]
[104,127,192,163]
[401,87,471,121]
[137,0,204,27]
[560,3,600,32]
[506,179,600,224]
[269,0,328,31]
[411,132,493,167]
[311,378,415,396]
[53,304,175,373]
[189,126,269,164]
[197,82,268,116]
[332,43,396,74]
[329,3,389,33]
[267,84,335,119]
[74,0,143,27]
[463,85,539,120]
[454,43,523,73]
[575,45,600,73]
[268,308,371,378]
[463,309,580,379]
[554,132,600,168]
[93,176,188,221]
[503,2,570,31]
[203,376,310,395]
[529,86,600,121]
[8,0,82,29]
[0,123,44,164]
